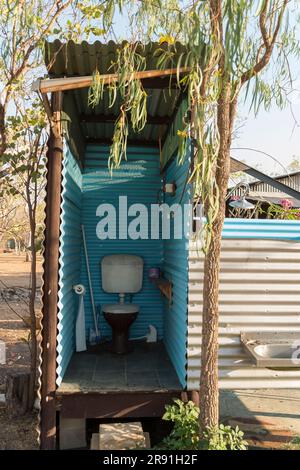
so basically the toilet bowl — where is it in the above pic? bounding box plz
[102,304,139,354]
[101,255,143,354]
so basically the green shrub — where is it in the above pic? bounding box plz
[200,424,248,450]
[159,399,200,450]
[284,436,300,450]
[158,399,248,451]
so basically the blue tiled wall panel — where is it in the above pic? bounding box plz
[163,153,191,388]
[80,145,165,339]
[57,144,82,385]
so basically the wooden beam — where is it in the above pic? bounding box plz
[40,91,63,450]
[56,391,184,419]
[80,113,171,125]
[86,137,158,148]
[141,76,181,89]
[32,67,190,94]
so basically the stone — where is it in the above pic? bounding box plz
[90,433,99,450]
[59,418,86,450]
[99,422,146,450]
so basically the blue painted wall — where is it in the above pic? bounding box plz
[57,144,82,384]
[80,145,165,339]
[163,151,191,387]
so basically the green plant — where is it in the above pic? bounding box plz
[284,436,300,450]
[265,201,300,220]
[160,399,200,450]
[158,399,248,451]
[200,424,248,450]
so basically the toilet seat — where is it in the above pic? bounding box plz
[102,304,139,314]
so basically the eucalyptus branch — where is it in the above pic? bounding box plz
[240,0,289,86]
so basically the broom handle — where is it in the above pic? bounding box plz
[81,225,99,337]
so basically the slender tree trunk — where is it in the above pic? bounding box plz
[199,83,233,428]
[0,103,7,157]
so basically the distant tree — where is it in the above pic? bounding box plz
[0,193,29,253]
[0,0,105,155]
[287,155,300,172]
[0,100,47,408]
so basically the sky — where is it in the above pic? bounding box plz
[232,100,300,176]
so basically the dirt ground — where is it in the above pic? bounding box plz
[0,253,43,450]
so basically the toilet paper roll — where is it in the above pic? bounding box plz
[73,284,86,296]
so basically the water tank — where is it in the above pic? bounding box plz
[101,254,143,293]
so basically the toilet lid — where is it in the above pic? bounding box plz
[102,304,139,314]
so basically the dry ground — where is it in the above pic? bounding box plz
[0,253,42,450]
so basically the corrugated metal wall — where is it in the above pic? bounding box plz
[222,219,300,239]
[81,145,165,338]
[57,144,82,385]
[249,172,300,192]
[163,154,191,387]
[187,219,300,390]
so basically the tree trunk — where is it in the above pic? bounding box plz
[6,372,33,416]
[199,83,233,428]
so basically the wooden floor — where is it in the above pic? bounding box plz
[57,340,181,394]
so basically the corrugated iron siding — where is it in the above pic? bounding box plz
[57,145,82,385]
[81,145,165,338]
[250,172,300,192]
[163,154,191,387]
[187,219,300,390]
[222,218,300,240]
[232,171,300,196]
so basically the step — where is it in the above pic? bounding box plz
[99,422,147,450]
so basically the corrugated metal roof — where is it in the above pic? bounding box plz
[44,40,187,157]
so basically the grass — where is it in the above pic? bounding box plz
[284,436,300,450]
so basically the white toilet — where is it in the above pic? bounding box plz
[101,254,143,354]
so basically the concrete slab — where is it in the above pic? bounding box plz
[220,389,300,448]
[99,422,147,450]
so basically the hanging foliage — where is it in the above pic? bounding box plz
[89,42,148,171]
[87,0,299,251]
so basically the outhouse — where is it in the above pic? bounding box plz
[37,41,300,449]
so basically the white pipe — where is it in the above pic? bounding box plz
[81,225,100,338]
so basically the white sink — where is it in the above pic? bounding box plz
[241,332,300,368]
[254,343,297,360]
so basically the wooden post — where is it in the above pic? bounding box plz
[40,92,63,449]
